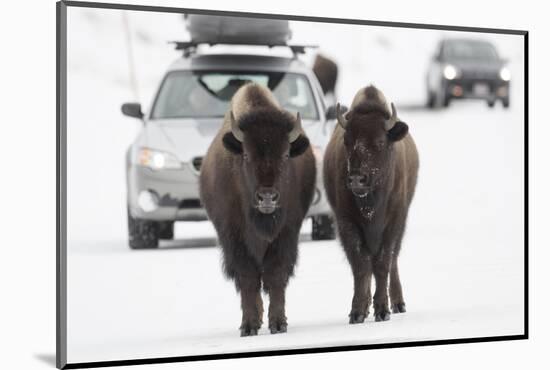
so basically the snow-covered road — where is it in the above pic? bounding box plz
[67,214,523,363]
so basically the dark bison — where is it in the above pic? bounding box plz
[200,83,316,336]
[323,85,419,323]
[313,54,338,95]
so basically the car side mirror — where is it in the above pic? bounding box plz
[326,104,348,120]
[121,102,144,120]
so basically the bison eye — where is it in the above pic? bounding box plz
[284,153,290,160]
[243,153,249,161]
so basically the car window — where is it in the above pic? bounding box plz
[151,71,319,120]
[443,41,499,61]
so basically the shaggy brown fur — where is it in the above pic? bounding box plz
[200,83,316,336]
[313,54,338,95]
[323,85,419,323]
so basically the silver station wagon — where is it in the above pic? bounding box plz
[122,43,337,248]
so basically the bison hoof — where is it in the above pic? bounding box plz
[374,311,391,322]
[269,325,287,334]
[240,327,259,337]
[269,321,288,334]
[240,321,260,337]
[391,303,407,313]
[349,312,366,324]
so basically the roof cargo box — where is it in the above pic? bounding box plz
[185,15,292,45]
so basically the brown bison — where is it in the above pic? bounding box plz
[323,85,419,323]
[313,54,338,96]
[199,83,316,336]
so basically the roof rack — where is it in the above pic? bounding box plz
[169,41,318,58]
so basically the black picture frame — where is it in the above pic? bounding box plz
[56,1,529,368]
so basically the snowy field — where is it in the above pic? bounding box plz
[65,8,525,364]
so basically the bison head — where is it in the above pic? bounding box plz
[221,108,310,215]
[336,102,408,198]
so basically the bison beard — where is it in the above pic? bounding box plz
[248,207,284,241]
[353,191,387,255]
[199,83,316,337]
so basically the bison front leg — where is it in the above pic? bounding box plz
[262,233,298,334]
[265,280,287,334]
[372,249,392,322]
[349,269,372,324]
[235,273,262,337]
[339,219,371,324]
[222,236,263,336]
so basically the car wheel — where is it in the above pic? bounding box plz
[502,98,510,108]
[442,94,451,107]
[427,90,436,108]
[127,208,159,249]
[158,221,174,240]
[487,100,496,108]
[312,214,336,241]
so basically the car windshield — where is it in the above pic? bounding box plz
[444,41,500,61]
[151,71,319,120]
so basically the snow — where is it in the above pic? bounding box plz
[65,7,525,364]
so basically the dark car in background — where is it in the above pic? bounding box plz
[426,38,511,108]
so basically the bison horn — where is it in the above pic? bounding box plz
[288,112,302,143]
[385,102,398,131]
[230,110,245,142]
[336,103,348,129]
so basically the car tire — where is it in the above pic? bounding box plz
[502,98,510,108]
[427,91,436,109]
[128,208,159,249]
[487,100,496,108]
[312,214,336,241]
[442,94,451,107]
[158,221,174,240]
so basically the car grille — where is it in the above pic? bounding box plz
[192,156,203,172]
[461,70,498,80]
[179,198,202,209]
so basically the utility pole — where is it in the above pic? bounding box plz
[122,11,140,102]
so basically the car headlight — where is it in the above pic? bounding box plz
[443,64,459,80]
[138,148,182,170]
[499,67,511,81]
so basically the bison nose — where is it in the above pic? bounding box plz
[255,187,280,214]
[255,187,280,204]
[347,174,368,189]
